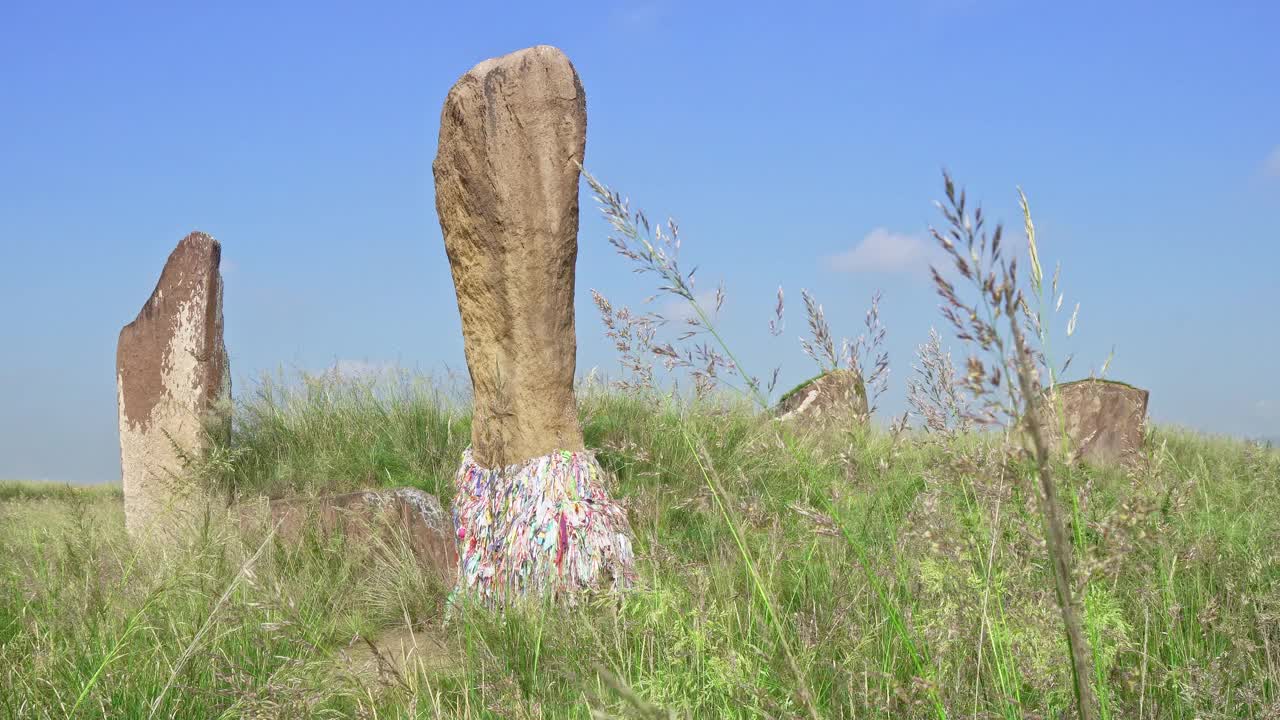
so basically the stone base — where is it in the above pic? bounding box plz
[450,448,636,608]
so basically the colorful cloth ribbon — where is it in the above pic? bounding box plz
[450,448,636,608]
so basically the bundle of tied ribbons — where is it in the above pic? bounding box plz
[450,448,636,607]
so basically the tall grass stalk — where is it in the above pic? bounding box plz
[147,523,278,718]
[929,171,1098,718]
[69,583,167,718]
[680,429,820,720]
[1011,315,1099,719]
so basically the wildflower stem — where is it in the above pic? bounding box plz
[680,427,821,720]
[1010,309,1099,720]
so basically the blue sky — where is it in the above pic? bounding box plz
[2,1,1277,483]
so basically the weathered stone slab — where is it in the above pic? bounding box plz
[1038,379,1150,466]
[243,488,458,581]
[335,624,458,689]
[775,369,870,432]
[432,44,587,469]
[116,231,229,537]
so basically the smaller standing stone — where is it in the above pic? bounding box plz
[1038,379,1150,466]
[775,369,870,432]
[117,231,230,537]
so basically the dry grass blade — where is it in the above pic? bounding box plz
[360,633,413,692]
[1009,318,1099,720]
[1018,187,1042,295]
[799,289,839,372]
[582,164,768,407]
[147,522,279,719]
[930,171,1099,720]
[679,428,822,720]
[589,663,679,719]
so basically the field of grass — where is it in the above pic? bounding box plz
[1,371,1277,718]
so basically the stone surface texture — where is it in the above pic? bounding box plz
[335,625,456,689]
[1039,379,1150,466]
[775,369,870,431]
[248,488,458,581]
[116,231,229,536]
[432,44,587,468]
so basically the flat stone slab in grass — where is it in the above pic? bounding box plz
[774,369,870,432]
[335,625,458,689]
[1039,378,1150,466]
[243,488,458,581]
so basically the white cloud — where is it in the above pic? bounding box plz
[827,228,937,275]
[612,1,666,30]
[1265,146,1280,178]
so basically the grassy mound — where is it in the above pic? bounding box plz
[1,372,1277,717]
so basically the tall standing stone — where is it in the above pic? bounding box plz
[433,44,587,469]
[434,46,635,607]
[117,231,230,537]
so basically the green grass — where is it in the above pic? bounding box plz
[1,372,1277,718]
[775,371,828,406]
[0,480,120,503]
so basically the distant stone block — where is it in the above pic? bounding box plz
[1038,379,1150,466]
[775,369,870,432]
